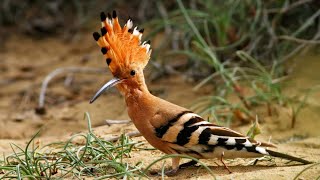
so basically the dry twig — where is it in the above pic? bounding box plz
[36,67,105,114]
[105,119,131,126]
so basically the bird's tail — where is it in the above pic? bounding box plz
[266,149,312,164]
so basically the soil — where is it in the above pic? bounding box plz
[0,34,319,179]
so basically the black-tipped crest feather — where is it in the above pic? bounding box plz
[101,27,107,36]
[101,47,108,54]
[106,58,111,65]
[100,12,106,21]
[93,32,100,41]
[112,10,117,18]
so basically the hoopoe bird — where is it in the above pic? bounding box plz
[90,11,311,175]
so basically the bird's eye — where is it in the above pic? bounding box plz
[130,70,136,76]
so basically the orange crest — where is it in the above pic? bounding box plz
[93,11,151,75]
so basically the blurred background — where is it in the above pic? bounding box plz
[0,0,320,179]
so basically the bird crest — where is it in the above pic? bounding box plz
[92,11,151,75]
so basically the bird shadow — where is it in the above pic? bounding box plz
[147,160,309,178]
[179,162,307,176]
[186,165,274,175]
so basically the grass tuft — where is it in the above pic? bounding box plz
[0,112,216,179]
[0,113,146,179]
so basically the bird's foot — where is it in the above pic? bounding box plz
[220,152,232,174]
[149,168,179,177]
[149,160,197,176]
[179,160,198,169]
[164,168,179,176]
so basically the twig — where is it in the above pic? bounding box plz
[105,131,141,142]
[292,9,320,37]
[267,0,313,14]
[37,67,105,114]
[278,35,320,44]
[105,119,131,126]
[301,21,320,54]
[281,22,320,62]
[280,0,312,13]
[281,43,307,63]
[271,75,289,84]
[263,9,277,49]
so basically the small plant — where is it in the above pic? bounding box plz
[246,116,262,139]
[0,112,146,179]
[236,51,286,112]
[288,86,320,128]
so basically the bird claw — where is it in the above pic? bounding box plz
[149,168,178,177]
[164,168,179,176]
[149,160,198,176]
[220,153,232,174]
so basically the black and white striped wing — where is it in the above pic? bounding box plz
[155,111,269,159]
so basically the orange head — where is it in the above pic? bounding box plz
[90,11,151,103]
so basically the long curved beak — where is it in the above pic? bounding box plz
[89,78,124,103]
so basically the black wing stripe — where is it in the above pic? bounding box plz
[155,110,192,138]
[245,146,258,153]
[175,117,202,146]
[184,117,203,126]
[198,128,212,145]
[235,138,246,144]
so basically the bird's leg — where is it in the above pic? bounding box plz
[220,152,232,174]
[163,157,181,176]
[179,160,198,169]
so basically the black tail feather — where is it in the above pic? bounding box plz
[266,149,312,164]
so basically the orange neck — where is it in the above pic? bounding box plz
[123,76,154,131]
[117,73,150,98]
[124,77,150,104]
[120,73,154,120]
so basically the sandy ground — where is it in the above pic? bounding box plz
[0,35,319,179]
